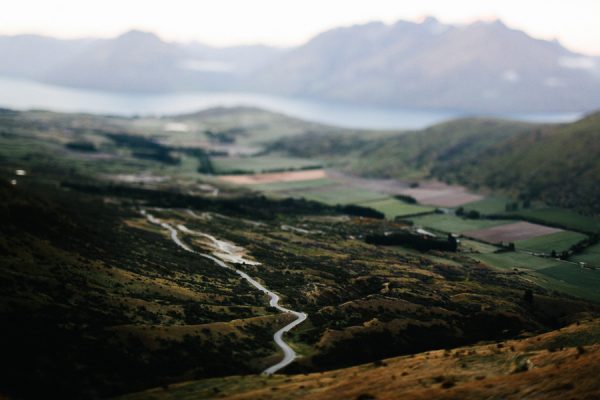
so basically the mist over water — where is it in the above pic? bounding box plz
[0,77,582,129]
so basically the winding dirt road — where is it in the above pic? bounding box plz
[141,210,307,375]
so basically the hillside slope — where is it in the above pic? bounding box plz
[435,112,600,213]
[117,318,600,400]
[269,113,600,213]
[3,108,599,399]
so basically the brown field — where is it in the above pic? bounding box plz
[399,182,483,207]
[325,172,482,207]
[219,169,327,185]
[463,221,562,243]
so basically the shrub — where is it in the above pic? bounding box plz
[441,380,456,389]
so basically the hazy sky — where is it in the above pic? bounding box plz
[2,0,600,55]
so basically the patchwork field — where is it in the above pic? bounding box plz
[459,239,500,254]
[250,178,336,192]
[461,196,512,215]
[398,182,482,207]
[472,252,570,271]
[212,155,322,175]
[323,171,411,194]
[219,169,327,185]
[463,221,563,244]
[501,208,600,234]
[358,198,435,218]
[298,186,389,205]
[516,231,588,254]
[408,214,513,234]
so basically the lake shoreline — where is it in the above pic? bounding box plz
[0,76,583,130]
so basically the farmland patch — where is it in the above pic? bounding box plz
[358,198,435,219]
[213,155,322,175]
[398,183,482,207]
[408,214,513,234]
[463,221,563,244]
[251,178,337,192]
[516,231,588,254]
[470,252,564,271]
[219,169,327,185]
[462,197,512,215]
[500,207,600,234]
[300,187,389,205]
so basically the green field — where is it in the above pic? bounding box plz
[471,251,600,302]
[460,239,500,254]
[515,231,588,254]
[300,187,389,205]
[571,243,600,268]
[472,252,569,271]
[408,214,513,234]
[536,264,600,302]
[212,155,322,174]
[461,197,512,215]
[358,198,435,219]
[251,178,337,192]
[501,207,600,234]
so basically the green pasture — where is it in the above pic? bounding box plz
[515,231,588,254]
[212,155,322,174]
[359,198,435,219]
[408,214,513,234]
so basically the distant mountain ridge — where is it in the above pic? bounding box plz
[0,30,286,93]
[1,18,599,112]
[250,17,600,112]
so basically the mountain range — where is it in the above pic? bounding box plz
[1,18,600,112]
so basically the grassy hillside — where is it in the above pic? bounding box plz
[269,113,600,214]
[2,107,600,400]
[268,118,535,179]
[3,174,598,399]
[439,112,600,214]
[118,318,600,400]
[0,180,291,399]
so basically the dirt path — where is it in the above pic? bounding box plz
[141,209,307,375]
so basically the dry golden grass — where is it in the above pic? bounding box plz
[119,319,600,400]
[223,320,600,400]
[110,313,295,350]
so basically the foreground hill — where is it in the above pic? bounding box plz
[118,318,600,400]
[269,112,600,214]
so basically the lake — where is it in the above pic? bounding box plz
[0,76,583,129]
